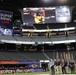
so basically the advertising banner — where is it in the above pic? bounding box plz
[0,10,13,36]
[0,10,13,29]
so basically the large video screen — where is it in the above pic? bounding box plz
[56,6,71,23]
[23,7,56,25]
[23,6,71,25]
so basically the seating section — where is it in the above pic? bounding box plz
[0,34,76,42]
[0,23,76,42]
[14,36,32,41]
[0,23,76,62]
[0,51,48,61]
[22,52,48,60]
[0,51,27,61]
[32,36,49,42]
[0,35,15,41]
[45,51,76,61]
[0,50,75,61]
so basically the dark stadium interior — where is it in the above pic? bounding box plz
[0,0,76,60]
[0,0,76,74]
[0,0,76,8]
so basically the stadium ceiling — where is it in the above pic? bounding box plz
[0,0,76,8]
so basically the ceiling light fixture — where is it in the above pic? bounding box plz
[58,0,68,3]
[42,0,51,3]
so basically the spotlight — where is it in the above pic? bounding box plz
[58,0,68,4]
[42,0,52,3]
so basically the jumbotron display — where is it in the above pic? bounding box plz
[56,6,71,23]
[23,6,71,25]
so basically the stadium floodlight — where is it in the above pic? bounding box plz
[42,0,51,3]
[57,0,68,3]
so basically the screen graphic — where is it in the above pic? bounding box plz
[56,6,71,23]
[23,6,71,25]
[23,7,56,25]
[0,28,12,36]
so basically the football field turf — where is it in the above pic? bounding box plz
[2,72,49,75]
[2,72,76,75]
